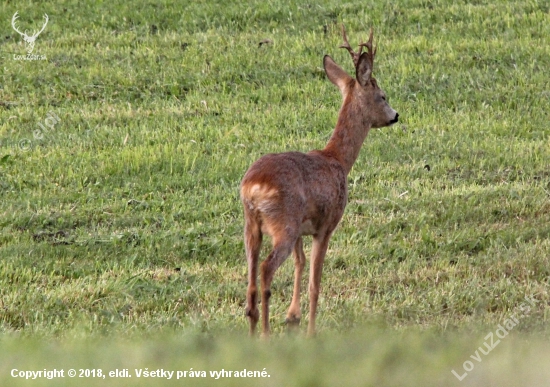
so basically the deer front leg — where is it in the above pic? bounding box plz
[286,236,306,330]
[307,233,331,337]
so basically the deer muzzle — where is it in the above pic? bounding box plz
[390,112,399,124]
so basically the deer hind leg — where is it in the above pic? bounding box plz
[259,228,297,337]
[244,214,262,336]
[286,236,306,330]
[307,233,331,337]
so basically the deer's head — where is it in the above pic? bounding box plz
[11,12,49,54]
[324,25,398,129]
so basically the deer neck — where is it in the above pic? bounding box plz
[323,91,371,175]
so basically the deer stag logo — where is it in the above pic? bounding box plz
[11,12,49,54]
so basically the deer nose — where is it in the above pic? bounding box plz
[390,113,399,124]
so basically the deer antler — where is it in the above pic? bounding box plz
[11,13,48,39]
[359,28,376,72]
[11,12,26,37]
[339,25,360,66]
[339,25,376,69]
[32,14,49,38]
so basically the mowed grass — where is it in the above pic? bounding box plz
[1,0,549,385]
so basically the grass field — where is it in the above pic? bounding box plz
[1,0,549,385]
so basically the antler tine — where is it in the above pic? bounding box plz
[11,12,25,36]
[339,24,362,67]
[358,28,376,69]
[34,14,49,37]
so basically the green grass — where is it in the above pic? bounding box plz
[2,328,550,387]
[1,0,549,385]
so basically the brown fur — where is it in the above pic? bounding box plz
[240,27,398,337]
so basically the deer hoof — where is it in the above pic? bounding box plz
[285,315,301,327]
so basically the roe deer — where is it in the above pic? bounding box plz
[240,26,398,337]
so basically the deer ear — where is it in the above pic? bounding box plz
[324,55,352,95]
[356,52,373,87]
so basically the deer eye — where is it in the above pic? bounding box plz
[381,95,386,101]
